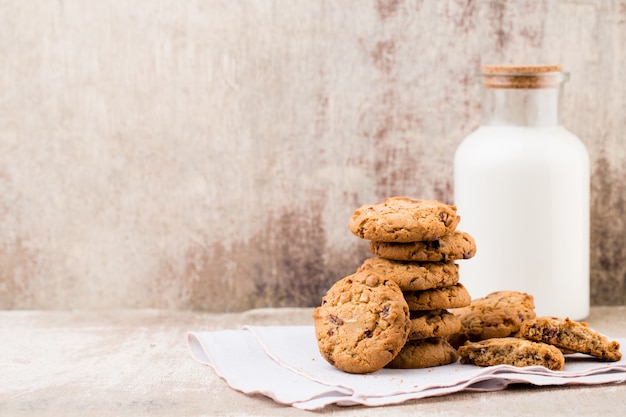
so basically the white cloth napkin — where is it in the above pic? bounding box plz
[186,326,626,411]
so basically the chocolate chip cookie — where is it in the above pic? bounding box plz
[312,270,411,374]
[408,309,462,340]
[357,258,460,291]
[369,231,476,262]
[520,317,622,361]
[348,197,460,242]
[458,337,565,370]
[403,283,471,311]
[450,291,536,346]
[386,338,459,369]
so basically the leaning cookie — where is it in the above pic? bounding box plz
[451,290,536,344]
[357,258,460,291]
[312,270,410,374]
[348,196,460,243]
[403,283,472,311]
[386,338,459,369]
[520,317,622,361]
[458,337,565,371]
[369,231,476,262]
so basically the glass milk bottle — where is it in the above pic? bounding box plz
[453,65,590,320]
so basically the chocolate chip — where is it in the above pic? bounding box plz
[364,329,372,338]
[544,327,559,340]
[329,314,344,325]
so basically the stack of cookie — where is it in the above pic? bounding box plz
[313,196,476,373]
[347,197,476,369]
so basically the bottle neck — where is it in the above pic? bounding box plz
[481,86,563,127]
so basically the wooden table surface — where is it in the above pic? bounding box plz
[2,307,626,416]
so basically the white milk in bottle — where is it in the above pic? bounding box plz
[453,65,590,319]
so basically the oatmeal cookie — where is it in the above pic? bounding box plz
[451,291,536,345]
[357,257,460,291]
[458,337,565,370]
[408,309,462,340]
[312,270,411,374]
[403,283,471,311]
[520,317,622,361]
[348,196,460,242]
[386,338,459,369]
[369,231,476,262]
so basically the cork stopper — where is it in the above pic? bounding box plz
[481,64,567,89]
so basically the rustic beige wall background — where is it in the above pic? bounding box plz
[1,0,625,311]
